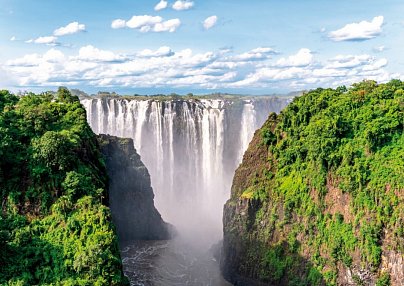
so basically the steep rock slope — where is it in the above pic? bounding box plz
[222,80,404,286]
[98,134,171,242]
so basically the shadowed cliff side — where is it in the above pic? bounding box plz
[98,134,171,243]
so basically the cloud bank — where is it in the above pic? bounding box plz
[4,45,398,91]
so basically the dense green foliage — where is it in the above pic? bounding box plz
[0,88,128,285]
[232,80,403,285]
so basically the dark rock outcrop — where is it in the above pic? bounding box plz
[98,134,171,243]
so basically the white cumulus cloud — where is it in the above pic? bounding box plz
[154,19,181,32]
[232,47,277,62]
[43,48,65,63]
[138,46,174,57]
[203,15,218,30]
[111,15,181,33]
[328,16,384,41]
[126,15,162,29]
[276,48,313,67]
[76,45,126,62]
[21,22,84,47]
[326,55,373,69]
[6,53,42,67]
[154,0,168,11]
[54,22,86,36]
[111,19,126,29]
[172,0,194,11]
[26,36,59,46]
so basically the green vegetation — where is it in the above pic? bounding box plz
[229,80,403,285]
[0,88,128,285]
[376,273,391,286]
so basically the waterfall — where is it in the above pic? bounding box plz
[238,100,257,162]
[81,96,290,245]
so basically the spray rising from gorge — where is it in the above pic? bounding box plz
[81,96,290,247]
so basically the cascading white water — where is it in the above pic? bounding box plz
[81,96,290,247]
[238,100,257,162]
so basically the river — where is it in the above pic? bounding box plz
[121,239,232,286]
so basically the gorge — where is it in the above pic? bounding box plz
[81,95,291,284]
[81,95,290,246]
[1,82,401,286]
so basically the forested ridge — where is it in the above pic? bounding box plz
[0,88,128,285]
[223,80,404,286]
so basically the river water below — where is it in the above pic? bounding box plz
[120,239,232,286]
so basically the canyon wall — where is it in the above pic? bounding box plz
[98,134,171,243]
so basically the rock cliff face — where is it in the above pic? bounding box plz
[221,81,404,286]
[221,114,294,286]
[98,134,170,243]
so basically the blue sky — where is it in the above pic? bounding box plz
[1,0,403,94]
